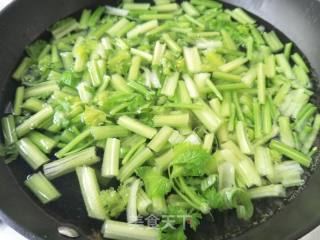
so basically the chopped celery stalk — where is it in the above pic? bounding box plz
[123,3,150,10]
[276,53,295,79]
[27,131,56,154]
[263,31,284,52]
[22,98,45,112]
[107,18,131,37]
[279,116,295,147]
[102,138,120,178]
[127,179,140,223]
[201,174,217,192]
[216,83,249,91]
[229,8,255,24]
[248,185,286,199]
[25,172,61,204]
[152,41,166,65]
[161,72,179,97]
[43,147,100,179]
[291,52,309,73]
[264,54,276,78]
[111,74,132,93]
[257,63,266,104]
[153,113,190,129]
[178,80,192,103]
[302,114,320,153]
[90,126,129,140]
[192,100,222,132]
[236,121,252,154]
[151,196,167,215]
[184,14,204,29]
[16,106,54,137]
[127,20,159,39]
[284,42,293,59]
[183,47,202,73]
[203,133,214,153]
[270,140,311,167]
[51,18,78,39]
[139,13,175,20]
[181,1,200,16]
[218,162,235,190]
[151,3,179,12]
[131,48,153,62]
[137,189,152,216]
[24,83,59,99]
[241,67,256,86]
[128,56,142,81]
[221,29,237,50]
[273,83,291,106]
[13,86,25,115]
[293,65,310,87]
[184,132,202,145]
[122,137,146,165]
[17,138,50,170]
[155,149,174,171]
[148,126,173,152]
[55,129,91,158]
[218,57,248,73]
[118,116,157,139]
[212,71,242,82]
[12,57,32,81]
[182,74,200,99]
[162,33,182,52]
[118,147,153,181]
[101,219,160,240]
[1,115,17,145]
[106,5,129,16]
[76,166,106,220]
[254,146,273,177]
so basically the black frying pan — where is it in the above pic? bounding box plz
[1,0,320,239]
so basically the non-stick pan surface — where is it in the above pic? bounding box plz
[1,0,320,239]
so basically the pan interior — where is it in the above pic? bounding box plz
[3,1,320,239]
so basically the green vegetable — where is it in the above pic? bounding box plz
[5,2,319,239]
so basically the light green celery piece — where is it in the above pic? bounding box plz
[16,106,54,137]
[25,172,61,204]
[27,131,57,154]
[1,115,17,145]
[76,166,106,220]
[148,126,173,152]
[110,74,132,93]
[218,162,235,190]
[43,147,100,179]
[127,20,159,39]
[102,138,120,178]
[236,121,252,154]
[218,57,248,73]
[102,219,160,240]
[117,116,157,139]
[90,125,130,140]
[192,100,222,132]
[24,82,60,99]
[257,63,266,104]
[153,113,190,129]
[152,40,166,65]
[128,56,142,81]
[17,138,50,170]
[270,140,311,167]
[276,53,295,79]
[118,147,153,181]
[161,72,179,97]
[248,184,286,199]
[278,116,295,147]
[55,129,91,158]
[181,1,200,16]
[254,146,273,177]
[203,133,215,153]
[162,33,182,52]
[183,47,202,73]
[182,74,200,99]
[130,48,153,62]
